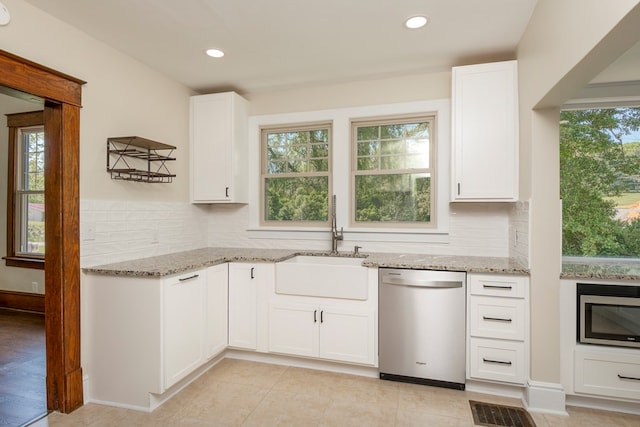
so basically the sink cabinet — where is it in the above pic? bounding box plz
[189,91,249,203]
[451,60,519,201]
[268,267,378,366]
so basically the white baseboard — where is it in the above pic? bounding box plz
[524,380,568,415]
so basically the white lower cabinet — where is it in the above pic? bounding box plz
[163,272,205,389]
[269,301,375,365]
[575,348,640,400]
[228,262,272,351]
[85,266,228,410]
[205,263,229,359]
[467,273,529,385]
[268,292,377,366]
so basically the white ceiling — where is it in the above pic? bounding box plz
[22,0,540,93]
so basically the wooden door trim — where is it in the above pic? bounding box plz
[0,49,84,413]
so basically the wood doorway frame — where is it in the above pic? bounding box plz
[0,49,84,413]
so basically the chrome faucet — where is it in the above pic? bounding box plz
[330,194,343,254]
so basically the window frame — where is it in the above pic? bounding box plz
[350,113,437,228]
[4,110,45,270]
[260,121,333,227]
[247,99,451,243]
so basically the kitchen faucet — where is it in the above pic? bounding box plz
[330,194,343,254]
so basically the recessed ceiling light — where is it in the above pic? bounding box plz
[205,48,225,58]
[405,15,428,29]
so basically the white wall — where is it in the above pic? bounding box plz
[517,0,640,392]
[1,0,193,203]
[0,93,45,293]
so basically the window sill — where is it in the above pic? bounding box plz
[3,256,45,270]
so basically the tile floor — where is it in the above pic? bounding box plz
[33,358,640,426]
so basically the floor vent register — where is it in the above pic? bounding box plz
[469,400,536,427]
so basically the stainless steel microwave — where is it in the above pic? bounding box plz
[577,283,640,348]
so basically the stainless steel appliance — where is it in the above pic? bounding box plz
[578,283,640,348]
[379,268,466,390]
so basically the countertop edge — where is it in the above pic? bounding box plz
[82,248,529,278]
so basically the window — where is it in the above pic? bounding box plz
[261,122,331,225]
[4,110,45,269]
[560,106,640,258]
[351,115,435,226]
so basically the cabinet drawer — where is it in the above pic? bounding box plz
[575,350,640,400]
[469,275,527,298]
[469,338,525,385]
[469,296,525,340]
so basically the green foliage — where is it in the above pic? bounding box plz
[355,174,430,222]
[560,107,640,256]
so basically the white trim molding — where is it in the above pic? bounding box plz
[525,380,567,415]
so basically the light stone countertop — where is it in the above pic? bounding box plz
[561,257,640,281]
[82,247,529,278]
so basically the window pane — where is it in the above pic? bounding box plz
[380,155,404,170]
[18,193,46,255]
[381,140,404,155]
[354,173,431,223]
[357,141,379,156]
[357,126,378,141]
[357,157,378,171]
[265,177,329,221]
[265,127,329,174]
[20,129,45,191]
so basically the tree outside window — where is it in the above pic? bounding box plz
[560,107,640,257]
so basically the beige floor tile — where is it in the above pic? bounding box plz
[205,358,288,389]
[34,360,640,426]
[395,408,474,427]
[270,366,356,399]
[320,399,397,427]
[242,390,331,427]
[170,381,269,426]
[397,382,474,422]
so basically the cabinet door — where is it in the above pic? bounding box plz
[228,263,258,349]
[190,92,248,203]
[452,60,518,201]
[205,263,228,359]
[268,302,319,357]
[163,271,205,389]
[319,306,376,365]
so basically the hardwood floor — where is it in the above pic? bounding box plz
[0,308,47,426]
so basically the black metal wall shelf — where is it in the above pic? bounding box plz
[107,136,176,183]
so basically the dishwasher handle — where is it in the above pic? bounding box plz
[381,276,463,289]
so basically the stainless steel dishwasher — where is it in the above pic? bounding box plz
[379,268,466,390]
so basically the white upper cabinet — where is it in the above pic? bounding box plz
[451,60,519,201]
[190,91,249,203]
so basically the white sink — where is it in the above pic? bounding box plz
[275,255,369,300]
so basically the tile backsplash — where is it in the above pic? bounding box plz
[80,198,529,267]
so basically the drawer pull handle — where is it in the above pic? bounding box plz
[483,316,512,323]
[483,284,513,290]
[314,310,317,323]
[178,274,199,282]
[483,358,512,366]
[618,374,640,381]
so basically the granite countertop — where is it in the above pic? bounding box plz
[82,247,529,278]
[561,257,640,281]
